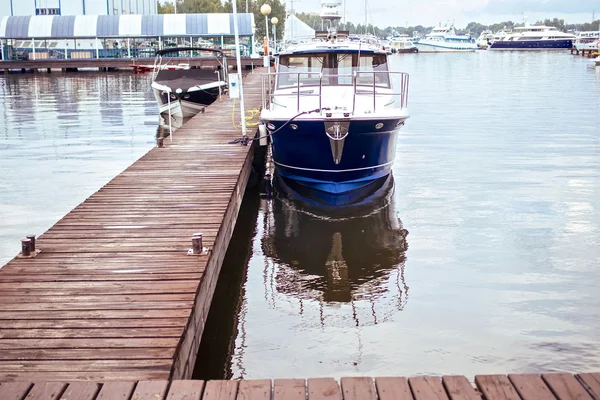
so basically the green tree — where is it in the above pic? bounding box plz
[177,0,224,13]
[157,1,174,13]
[223,0,286,41]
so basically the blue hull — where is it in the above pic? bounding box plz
[489,39,573,50]
[269,119,401,195]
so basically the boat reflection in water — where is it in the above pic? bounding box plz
[260,173,409,326]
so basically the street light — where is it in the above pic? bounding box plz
[260,4,271,73]
[271,17,278,53]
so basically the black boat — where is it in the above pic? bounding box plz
[151,47,227,118]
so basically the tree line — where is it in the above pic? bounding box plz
[157,0,286,40]
[293,12,600,38]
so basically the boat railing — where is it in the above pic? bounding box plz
[261,71,409,114]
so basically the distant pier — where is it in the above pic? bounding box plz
[0,69,264,381]
[571,48,599,58]
[0,56,258,72]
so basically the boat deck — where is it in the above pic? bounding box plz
[0,69,264,381]
[0,373,599,399]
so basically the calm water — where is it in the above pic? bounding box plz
[1,53,600,379]
[197,52,600,379]
[0,71,158,265]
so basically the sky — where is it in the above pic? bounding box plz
[287,0,600,28]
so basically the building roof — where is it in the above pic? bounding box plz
[0,14,255,39]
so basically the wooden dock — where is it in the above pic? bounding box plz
[0,373,599,399]
[0,69,264,381]
[0,57,259,72]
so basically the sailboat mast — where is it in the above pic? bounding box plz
[364,0,367,34]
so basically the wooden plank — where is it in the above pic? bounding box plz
[0,327,184,339]
[577,373,600,399]
[375,377,413,400]
[442,376,480,400]
[130,380,169,400]
[0,318,187,330]
[542,373,593,400]
[307,378,341,400]
[0,382,33,400]
[95,382,136,400]
[341,377,377,400]
[201,380,238,400]
[165,380,205,400]
[24,383,67,400]
[508,374,556,400]
[0,338,179,350]
[237,380,272,400]
[0,360,173,372]
[273,379,305,400]
[59,382,100,400]
[408,377,449,400]
[0,310,191,321]
[474,375,520,400]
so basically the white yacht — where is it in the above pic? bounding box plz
[574,31,600,51]
[416,25,478,53]
[476,30,493,49]
[489,24,576,50]
[389,35,418,53]
[260,28,410,198]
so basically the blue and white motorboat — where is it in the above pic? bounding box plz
[489,24,576,50]
[259,29,410,197]
[415,25,478,53]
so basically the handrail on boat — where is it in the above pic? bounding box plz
[261,71,409,115]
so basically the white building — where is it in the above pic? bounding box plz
[0,0,157,17]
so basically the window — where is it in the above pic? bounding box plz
[36,8,60,15]
[276,51,390,89]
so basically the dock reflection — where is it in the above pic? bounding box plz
[261,174,410,326]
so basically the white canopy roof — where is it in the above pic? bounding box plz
[283,14,315,42]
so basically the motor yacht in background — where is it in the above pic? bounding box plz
[574,31,600,52]
[151,47,227,119]
[476,30,493,49]
[489,24,576,50]
[389,35,419,53]
[416,25,477,52]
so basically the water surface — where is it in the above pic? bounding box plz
[0,71,157,265]
[198,52,600,379]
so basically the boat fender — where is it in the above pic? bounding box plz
[258,121,268,146]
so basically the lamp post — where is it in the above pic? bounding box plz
[271,17,278,53]
[251,23,256,55]
[260,4,271,73]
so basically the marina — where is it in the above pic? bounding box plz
[0,0,600,392]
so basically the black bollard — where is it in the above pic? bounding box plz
[191,233,203,254]
[21,239,31,257]
[26,235,36,252]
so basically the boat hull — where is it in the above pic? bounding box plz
[152,86,221,118]
[268,118,402,195]
[415,42,477,53]
[489,39,573,50]
[394,47,419,53]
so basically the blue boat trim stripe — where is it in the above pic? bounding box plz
[274,160,394,173]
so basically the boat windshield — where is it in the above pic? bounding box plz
[276,51,390,89]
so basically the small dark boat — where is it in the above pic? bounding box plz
[151,47,228,118]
